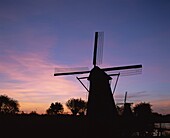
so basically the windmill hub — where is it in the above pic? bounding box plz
[88,66,112,81]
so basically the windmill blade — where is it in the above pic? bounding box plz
[116,103,124,105]
[102,64,142,72]
[116,102,133,106]
[93,32,98,66]
[54,67,90,76]
[96,32,104,65]
[102,64,142,76]
[108,68,142,76]
[124,91,127,104]
[117,92,133,105]
[93,32,104,66]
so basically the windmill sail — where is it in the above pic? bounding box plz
[102,64,142,72]
[93,32,98,66]
[54,67,89,76]
[104,64,142,76]
[93,32,104,66]
[124,91,127,104]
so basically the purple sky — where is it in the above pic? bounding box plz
[0,0,170,114]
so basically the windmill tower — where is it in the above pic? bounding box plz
[117,92,134,136]
[116,92,133,117]
[122,92,133,118]
[54,32,142,122]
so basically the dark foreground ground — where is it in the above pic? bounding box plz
[0,114,169,138]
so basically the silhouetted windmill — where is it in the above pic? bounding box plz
[54,32,142,122]
[121,92,133,118]
[117,92,134,136]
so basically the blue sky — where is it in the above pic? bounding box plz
[0,0,170,114]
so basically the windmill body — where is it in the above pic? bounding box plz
[120,92,133,118]
[122,103,133,118]
[87,66,117,122]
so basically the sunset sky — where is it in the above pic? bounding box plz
[0,0,170,114]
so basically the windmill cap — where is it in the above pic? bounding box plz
[88,66,112,81]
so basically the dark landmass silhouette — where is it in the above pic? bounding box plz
[0,114,170,138]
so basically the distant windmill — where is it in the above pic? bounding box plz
[54,32,142,122]
[117,92,133,117]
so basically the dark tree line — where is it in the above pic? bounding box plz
[46,102,64,115]
[1,94,169,137]
[46,98,87,115]
[0,94,163,118]
[66,98,87,115]
[0,95,88,115]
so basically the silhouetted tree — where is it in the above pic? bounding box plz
[29,111,38,115]
[46,102,64,115]
[66,98,87,115]
[0,95,19,115]
[133,102,152,117]
[133,102,153,136]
